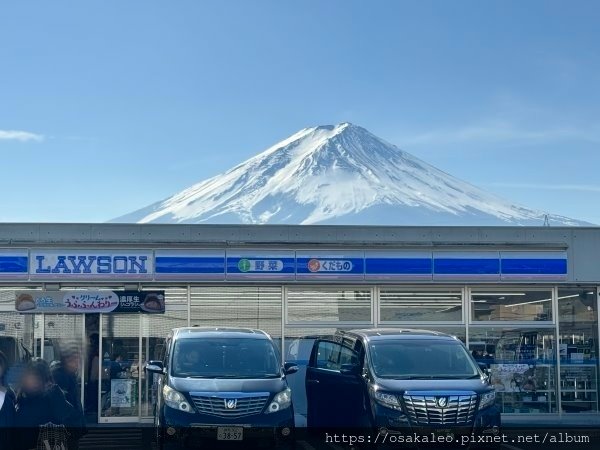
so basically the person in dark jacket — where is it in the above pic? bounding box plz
[14,358,77,450]
[51,348,87,448]
[0,350,16,449]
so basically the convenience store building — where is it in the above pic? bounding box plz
[0,223,598,424]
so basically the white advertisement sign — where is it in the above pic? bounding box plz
[111,379,134,408]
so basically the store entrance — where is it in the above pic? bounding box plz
[97,310,186,423]
[99,314,143,423]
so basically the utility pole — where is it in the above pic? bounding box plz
[543,214,550,227]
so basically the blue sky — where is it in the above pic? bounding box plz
[1,0,599,224]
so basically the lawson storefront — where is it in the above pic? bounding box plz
[0,223,599,424]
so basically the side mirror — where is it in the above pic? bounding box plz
[284,362,299,375]
[478,362,490,376]
[146,360,164,374]
[340,363,360,376]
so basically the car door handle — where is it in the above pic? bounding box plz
[306,379,320,384]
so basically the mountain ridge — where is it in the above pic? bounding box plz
[112,123,589,226]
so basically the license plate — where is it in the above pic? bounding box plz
[217,426,244,441]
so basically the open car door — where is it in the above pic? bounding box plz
[305,339,364,427]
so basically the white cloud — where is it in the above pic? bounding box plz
[0,129,44,142]
[484,182,600,193]
[399,121,600,147]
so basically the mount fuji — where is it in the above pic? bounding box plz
[113,123,588,226]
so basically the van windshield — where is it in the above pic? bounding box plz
[369,339,479,379]
[172,338,281,379]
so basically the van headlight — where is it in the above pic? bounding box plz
[163,385,194,413]
[374,391,402,411]
[479,391,496,410]
[266,388,292,413]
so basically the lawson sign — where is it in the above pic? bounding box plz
[29,249,154,280]
[0,248,568,281]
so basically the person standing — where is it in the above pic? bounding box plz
[51,348,87,449]
[0,351,16,449]
[86,333,99,414]
[14,358,76,450]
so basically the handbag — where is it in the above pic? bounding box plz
[36,422,70,450]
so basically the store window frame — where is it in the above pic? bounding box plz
[377,285,466,326]
[468,286,556,325]
[467,323,559,415]
[556,286,599,414]
[466,285,560,416]
[284,285,375,327]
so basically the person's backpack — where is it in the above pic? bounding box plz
[36,422,70,450]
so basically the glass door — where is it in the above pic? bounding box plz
[140,309,188,419]
[42,314,86,415]
[99,314,142,423]
[0,312,36,386]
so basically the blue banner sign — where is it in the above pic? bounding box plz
[0,249,28,279]
[433,251,501,280]
[365,251,432,280]
[155,250,225,280]
[29,249,153,280]
[1,248,568,281]
[500,251,567,280]
[296,251,365,279]
[226,251,295,280]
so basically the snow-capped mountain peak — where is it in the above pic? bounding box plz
[112,123,588,226]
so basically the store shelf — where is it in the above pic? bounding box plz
[560,389,597,393]
[561,400,597,403]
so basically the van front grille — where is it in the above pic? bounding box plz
[402,391,478,425]
[190,393,269,417]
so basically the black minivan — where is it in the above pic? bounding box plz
[146,327,298,449]
[306,329,500,441]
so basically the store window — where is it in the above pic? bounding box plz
[141,310,188,417]
[143,286,188,305]
[190,286,282,339]
[471,289,553,321]
[286,288,372,324]
[469,327,557,413]
[0,312,35,386]
[379,289,462,322]
[558,288,599,413]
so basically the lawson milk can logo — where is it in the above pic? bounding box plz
[307,258,353,273]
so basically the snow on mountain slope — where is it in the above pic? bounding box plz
[112,123,589,226]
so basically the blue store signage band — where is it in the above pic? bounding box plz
[0,248,568,281]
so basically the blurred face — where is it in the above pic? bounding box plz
[65,355,79,373]
[22,372,44,393]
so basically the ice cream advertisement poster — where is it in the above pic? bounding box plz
[15,290,165,314]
